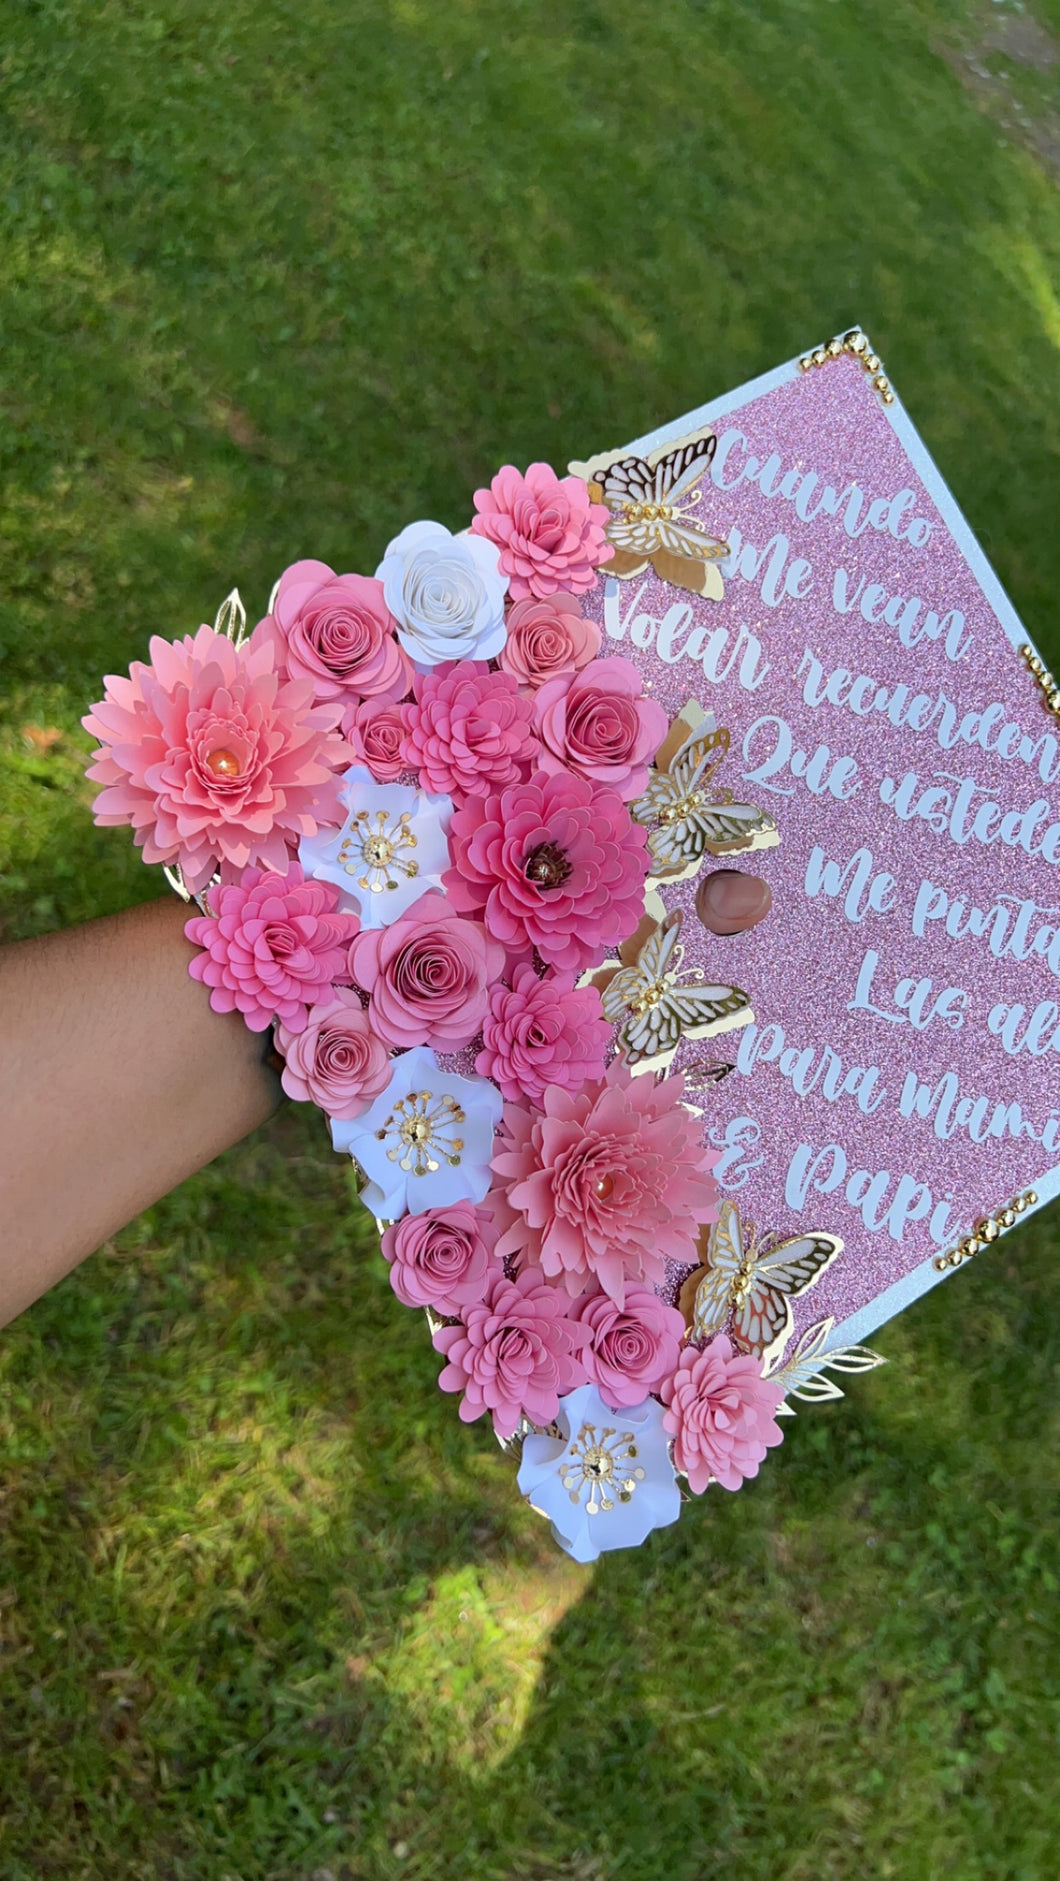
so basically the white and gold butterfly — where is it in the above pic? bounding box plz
[632,704,780,882]
[591,906,753,1076]
[568,424,728,598]
[679,1199,844,1369]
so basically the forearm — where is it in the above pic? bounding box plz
[0,896,283,1328]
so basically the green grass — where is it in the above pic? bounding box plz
[2,0,1059,1874]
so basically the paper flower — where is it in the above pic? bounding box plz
[83,625,347,895]
[348,891,505,1051]
[401,662,538,799]
[499,594,602,690]
[331,1045,502,1221]
[274,987,391,1118]
[517,1383,680,1564]
[570,1284,687,1410]
[376,520,508,668]
[432,1264,588,1440]
[258,561,411,702]
[470,462,613,600]
[474,964,611,1104]
[532,657,668,801]
[381,1201,501,1314]
[661,1335,785,1493]
[299,766,452,930]
[490,1059,718,1305]
[443,769,649,973]
[341,697,410,783]
[185,864,358,1034]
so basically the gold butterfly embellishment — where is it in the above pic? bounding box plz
[589,905,753,1076]
[568,423,728,598]
[679,1199,844,1369]
[632,703,781,882]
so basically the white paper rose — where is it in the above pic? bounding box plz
[331,1044,503,1221]
[298,766,453,929]
[517,1382,680,1564]
[375,519,508,669]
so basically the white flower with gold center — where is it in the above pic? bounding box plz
[517,1383,680,1564]
[331,1045,502,1220]
[298,766,453,929]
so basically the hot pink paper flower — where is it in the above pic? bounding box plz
[342,696,409,783]
[83,626,348,895]
[401,662,538,799]
[443,770,649,974]
[661,1335,785,1493]
[185,863,358,1033]
[275,987,391,1118]
[381,1201,501,1313]
[475,964,611,1104]
[533,658,668,801]
[490,1060,718,1305]
[348,891,505,1051]
[432,1264,588,1439]
[499,594,601,691]
[259,561,411,702]
[470,462,613,600]
[571,1285,687,1410]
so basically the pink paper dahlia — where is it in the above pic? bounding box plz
[185,863,359,1033]
[533,657,668,801]
[470,462,613,600]
[661,1335,785,1493]
[474,963,611,1104]
[348,890,505,1051]
[274,987,391,1118]
[259,560,411,702]
[432,1264,588,1439]
[490,1060,718,1306]
[443,769,649,973]
[571,1284,687,1411]
[83,625,348,895]
[382,1201,501,1314]
[401,661,538,799]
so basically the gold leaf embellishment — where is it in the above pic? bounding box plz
[765,1315,885,1414]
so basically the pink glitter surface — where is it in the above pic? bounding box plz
[577,355,1060,1339]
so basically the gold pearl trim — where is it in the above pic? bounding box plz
[797,328,895,407]
[932,1189,1038,1273]
[1019,644,1060,719]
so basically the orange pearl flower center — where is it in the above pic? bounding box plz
[593,1174,614,1201]
[204,747,241,778]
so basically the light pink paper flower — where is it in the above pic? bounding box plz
[499,594,601,691]
[432,1264,588,1439]
[471,462,613,600]
[341,696,409,783]
[275,987,391,1118]
[185,864,358,1033]
[490,1060,718,1306]
[83,625,348,895]
[570,1285,686,1410]
[474,964,611,1104]
[259,561,411,702]
[348,891,505,1051]
[661,1335,785,1493]
[533,657,668,801]
[401,661,538,799]
[443,770,649,974]
[381,1201,500,1313]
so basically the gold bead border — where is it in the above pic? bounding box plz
[1019,644,1060,720]
[797,328,895,407]
[933,1188,1038,1273]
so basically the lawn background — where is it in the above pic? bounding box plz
[2,1,1059,1876]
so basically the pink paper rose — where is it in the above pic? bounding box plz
[475,964,611,1104]
[348,891,505,1050]
[443,769,649,974]
[381,1201,500,1313]
[275,986,391,1118]
[401,662,538,799]
[342,696,408,783]
[533,657,668,801]
[571,1285,686,1410]
[83,625,347,895]
[661,1335,785,1493]
[470,462,613,600]
[185,863,359,1033]
[490,1059,718,1305]
[499,594,601,691]
[259,561,411,702]
[432,1264,588,1439]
